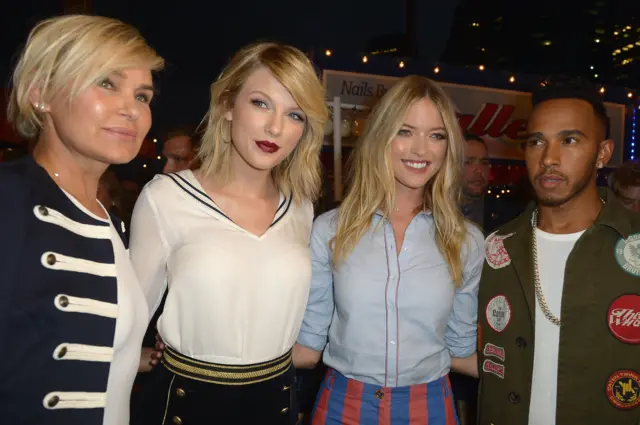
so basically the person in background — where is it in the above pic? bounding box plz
[129,41,327,425]
[161,127,199,173]
[610,159,640,212]
[0,14,163,425]
[460,134,490,224]
[477,79,640,424]
[460,133,520,234]
[295,75,483,424]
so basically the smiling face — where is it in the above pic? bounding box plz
[42,68,154,166]
[223,66,306,173]
[525,98,613,207]
[390,97,449,194]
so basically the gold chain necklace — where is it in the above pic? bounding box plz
[531,198,604,326]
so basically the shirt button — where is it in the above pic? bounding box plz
[58,296,69,308]
[175,388,186,397]
[508,392,521,404]
[57,346,67,359]
[46,254,57,265]
[516,337,527,348]
[47,395,59,408]
[38,205,49,216]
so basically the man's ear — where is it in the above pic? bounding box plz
[597,139,614,168]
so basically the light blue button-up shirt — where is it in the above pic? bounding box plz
[297,209,484,387]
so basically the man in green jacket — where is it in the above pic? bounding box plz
[477,79,640,425]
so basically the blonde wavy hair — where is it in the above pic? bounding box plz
[332,75,468,286]
[7,15,164,140]
[197,41,328,203]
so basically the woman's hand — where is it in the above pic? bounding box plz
[138,333,166,372]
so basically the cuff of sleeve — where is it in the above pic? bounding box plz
[297,331,327,352]
[449,343,476,359]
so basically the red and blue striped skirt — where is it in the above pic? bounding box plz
[311,368,459,425]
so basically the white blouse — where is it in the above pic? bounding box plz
[129,170,314,365]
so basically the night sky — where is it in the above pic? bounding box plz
[2,0,461,131]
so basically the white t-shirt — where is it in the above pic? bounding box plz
[63,191,148,425]
[129,170,314,364]
[528,227,584,425]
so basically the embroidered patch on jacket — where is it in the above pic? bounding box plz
[608,294,640,344]
[483,343,506,362]
[606,370,640,409]
[482,359,505,379]
[485,232,515,270]
[486,294,512,333]
[615,234,640,276]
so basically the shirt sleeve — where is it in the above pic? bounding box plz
[444,224,484,358]
[296,212,335,352]
[129,186,170,317]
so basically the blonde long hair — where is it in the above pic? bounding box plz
[332,75,468,286]
[8,14,164,140]
[197,42,328,203]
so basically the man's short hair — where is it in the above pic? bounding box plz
[532,76,610,139]
[463,133,488,154]
[164,125,201,151]
[611,159,640,193]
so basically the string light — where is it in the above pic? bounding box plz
[325,49,332,56]
[434,66,440,74]
[628,92,634,98]
[478,65,485,71]
[632,107,636,160]
[398,61,405,68]
[157,156,162,160]
[600,87,606,94]
[362,56,368,63]
[509,75,515,83]
[143,164,147,168]
[153,138,157,143]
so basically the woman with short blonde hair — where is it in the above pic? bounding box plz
[1,14,163,425]
[129,41,327,424]
[296,75,484,424]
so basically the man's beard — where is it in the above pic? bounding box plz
[463,180,487,199]
[535,154,598,208]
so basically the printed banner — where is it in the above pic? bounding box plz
[323,70,626,166]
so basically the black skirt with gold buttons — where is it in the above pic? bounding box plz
[136,347,298,425]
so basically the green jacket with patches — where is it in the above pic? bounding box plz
[477,188,640,425]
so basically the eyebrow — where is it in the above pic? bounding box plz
[249,90,303,112]
[111,70,155,92]
[401,124,447,132]
[523,129,587,139]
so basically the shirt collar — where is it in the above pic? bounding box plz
[374,209,432,219]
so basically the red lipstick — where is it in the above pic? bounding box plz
[255,140,280,153]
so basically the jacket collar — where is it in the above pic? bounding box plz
[495,187,631,240]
